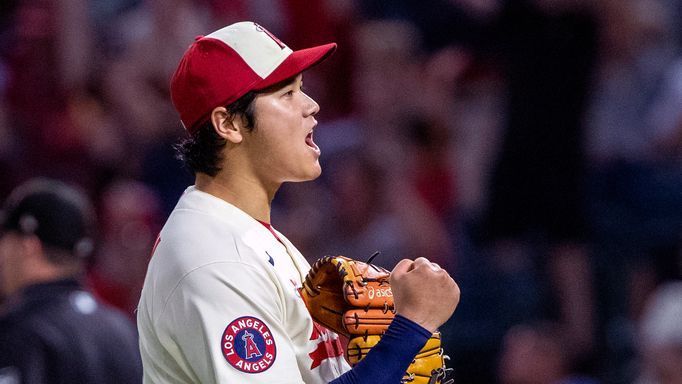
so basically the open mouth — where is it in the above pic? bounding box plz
[305,130,320,153]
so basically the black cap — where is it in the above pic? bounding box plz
[0,178,95,259]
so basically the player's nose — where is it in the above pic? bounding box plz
[302,92,319,117]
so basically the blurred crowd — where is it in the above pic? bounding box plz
[0,0,681,383]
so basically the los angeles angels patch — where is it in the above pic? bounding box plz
[221,316,277,373]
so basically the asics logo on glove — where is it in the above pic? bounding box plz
[367,286,393,300]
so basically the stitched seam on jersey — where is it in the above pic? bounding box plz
[155,261,280,326]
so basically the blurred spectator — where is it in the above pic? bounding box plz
[499,322,600,384]
[359,0,496,52]
[304,148,453,271]
[87,179,163,317]
[479,0,599,365]
[282,0,358,118]
[398,1,603,382]
[585,0,682,381]
[635,282,682,384]
[405,116,458,221]
[102,0,208,212]
[307,19,456,271]
[318,151,404,265]
[0,178,142,383]
[3,0,106,188]
[349,19,422,166]
[103,0,209,149]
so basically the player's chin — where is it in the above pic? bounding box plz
[291,162,322,182]
[304,162,323,181]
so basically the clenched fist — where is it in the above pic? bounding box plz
[390,257,460,333]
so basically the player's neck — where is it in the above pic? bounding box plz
[195,172,276,223]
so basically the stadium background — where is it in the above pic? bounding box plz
[0,0,681,383]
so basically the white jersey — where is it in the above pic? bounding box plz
[137,186,350,383]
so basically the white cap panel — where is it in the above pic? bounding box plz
[207,22,293,79]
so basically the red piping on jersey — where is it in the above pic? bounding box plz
[257,220,285,245]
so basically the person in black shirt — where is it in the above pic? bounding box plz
[0,178,142,384]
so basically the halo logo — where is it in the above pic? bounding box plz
[221,316,277,373]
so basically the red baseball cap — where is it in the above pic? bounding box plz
[171,21,336,134]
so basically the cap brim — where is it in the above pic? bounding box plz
[254,43,337,91]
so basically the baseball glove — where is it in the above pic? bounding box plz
[300,255,452,384]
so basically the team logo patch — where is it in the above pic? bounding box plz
[221,316,277,373]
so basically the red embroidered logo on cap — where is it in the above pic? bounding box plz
[221,316,277,373]
[254,23,286,49]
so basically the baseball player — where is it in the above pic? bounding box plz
[137,21,460,384]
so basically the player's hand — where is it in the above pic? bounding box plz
[390,257,460,333]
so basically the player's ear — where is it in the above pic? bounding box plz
[210,106,244,144]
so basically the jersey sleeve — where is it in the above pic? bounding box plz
[329,315,432,384]
[155,259,305,384]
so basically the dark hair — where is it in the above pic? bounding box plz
[175,91,258,176]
